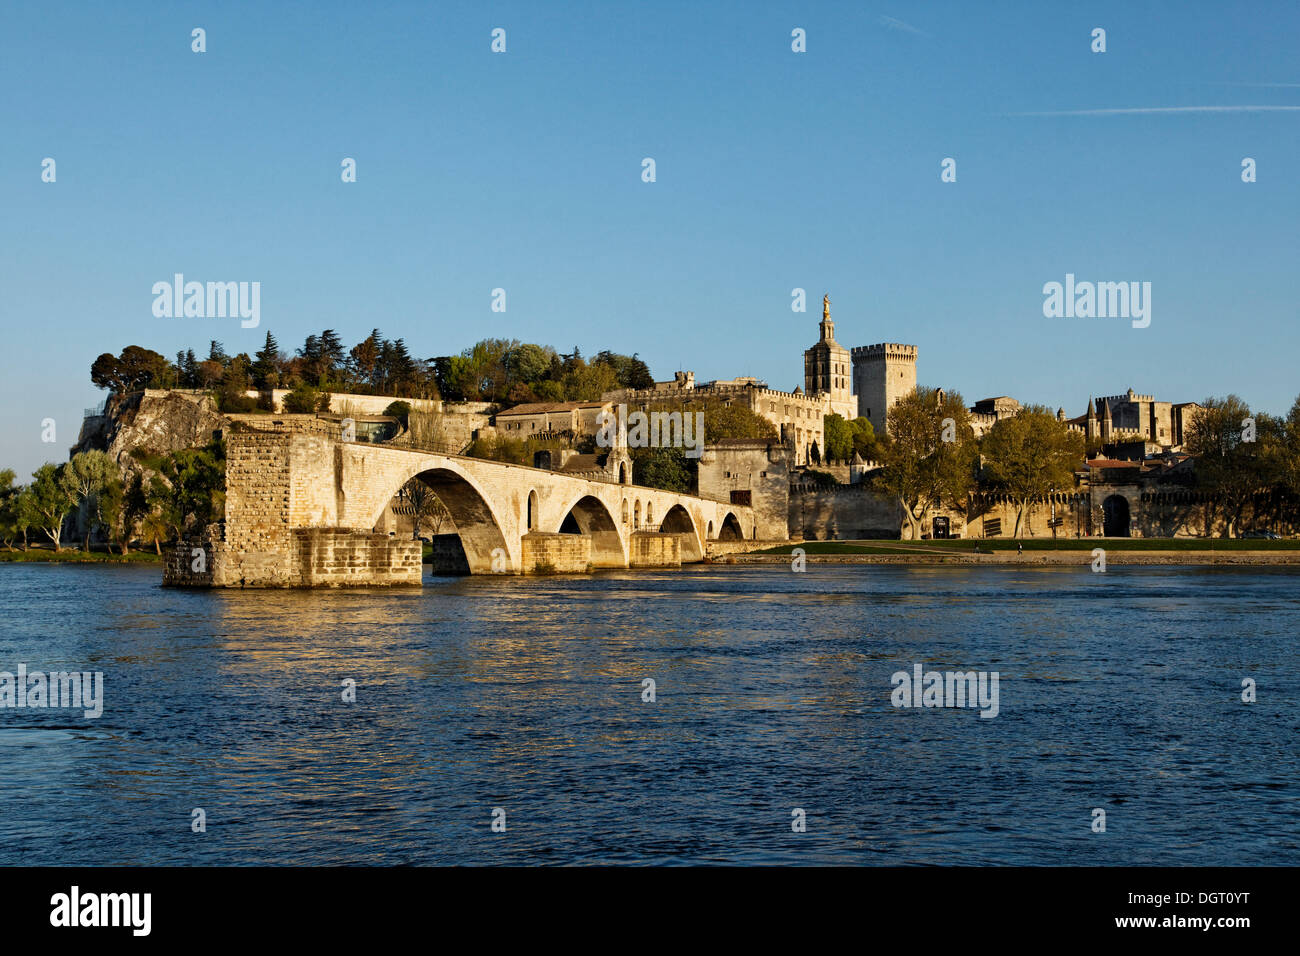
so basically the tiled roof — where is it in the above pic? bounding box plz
[497,401,606,417]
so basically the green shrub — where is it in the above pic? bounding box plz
[283,384,322,413]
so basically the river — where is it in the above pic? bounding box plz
[1,562,1296,865]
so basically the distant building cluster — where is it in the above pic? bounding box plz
[495,294,1199,473]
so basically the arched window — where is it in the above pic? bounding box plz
[634,500,641,530]
[645,502,654,526]
[621,499,629,524]
[526,490,538,531]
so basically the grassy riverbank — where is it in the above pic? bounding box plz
[732,538,1300,566]
[0,547,162,563]
[755,538,1300,554]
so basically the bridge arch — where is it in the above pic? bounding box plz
[556,493,626,568]
[718,512,744,541]
[659,503,704,562]
[375,462,510,573]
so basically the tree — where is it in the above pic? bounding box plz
[873,387,978,540]
[632,447,692,493]
[593,351,654,390]
[1273,394,1300,529]
[561,359,618,402]
[383,401,412,428]
[0,470,25,551]
[13,487,37,550]
[981,405,1086,537]
[399,478,452,538]
[62,451,118,551]
[123,471,152,554]
[180,350,200,388]
[216,354,258,412]
[824,414,854,461]
[153,443,226,537]
[252,331,283,389]
[349,329,383,390]
[1184,395,1282,537]
[97,473,127,554]
[90,346,173,393]
[283,383,323,413]
[27,464,76,551]
[318,329,346,384]
[140,507,171,554]
[700,400,778,442]
[506,343,556,388]
[849,417,877,460]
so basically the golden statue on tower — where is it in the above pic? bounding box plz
[823,294,830,320]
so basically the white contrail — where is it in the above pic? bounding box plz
[1008,105,1300,116]
[879,15,929,37]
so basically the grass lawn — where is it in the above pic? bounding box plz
[754,542,950,555]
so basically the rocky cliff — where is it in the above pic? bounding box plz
[73,389,227,474]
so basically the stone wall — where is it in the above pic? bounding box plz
[246,390,493,452]
[789,486,904,539]
[162,540,217,586]
[521,532,591,573]
[164,530,421,587]
[291,529,421,586]
[629,532,683,567]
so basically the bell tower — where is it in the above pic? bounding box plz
[803,294,858,420]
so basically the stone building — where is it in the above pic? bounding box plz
[1065,389,1202,451]
[803,295,858,421]
[696,438,791,540]
[602,293,920,463]
[968,396,1023,438]
[851,341,918,437]
[495,400,613,438]
[605,375,830,467]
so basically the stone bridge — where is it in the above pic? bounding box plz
[165,416,753,587]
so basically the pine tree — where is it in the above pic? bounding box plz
[252,331,281,389]
[182,350,199,387]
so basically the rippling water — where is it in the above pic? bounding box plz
[0,562,1296,865]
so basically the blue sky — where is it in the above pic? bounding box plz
[3,1,1297,477]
